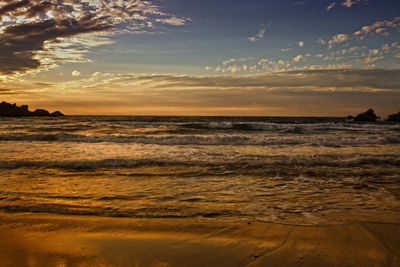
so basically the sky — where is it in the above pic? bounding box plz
[0,0,399,116]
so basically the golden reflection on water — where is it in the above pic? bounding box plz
[1,142,400,224]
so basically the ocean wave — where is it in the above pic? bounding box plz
[0,132,399,145]
[179,121,400,133]
[2,120,399,132]
[1,154,399,170]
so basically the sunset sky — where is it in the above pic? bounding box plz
[0,0,399,116]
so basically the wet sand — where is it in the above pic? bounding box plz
[0,212,399,266]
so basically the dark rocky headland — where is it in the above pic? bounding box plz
[0,101,64,117]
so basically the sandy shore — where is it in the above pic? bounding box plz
[0,212,399,266]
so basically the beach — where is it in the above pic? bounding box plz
[1,212,400,266]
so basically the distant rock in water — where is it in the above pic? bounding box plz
[353,109,377,122]
[0,101,64,117]
[386,111,400,122]
[50,111,64,117]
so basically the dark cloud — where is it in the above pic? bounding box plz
[0,0,188,75]
[0,15,111,74]
[34,82,53,87]
[25,1,52,18]
[0,0,30,16]
[0,88,16,95]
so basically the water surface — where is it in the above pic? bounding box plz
[1,116,399,225]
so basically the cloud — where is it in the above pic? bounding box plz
[72,70,81,77]
[326,3,336,11]
[248,29,266,42]
[0,15,111,75]
[222,58,246,65]
[293,55,303,63]
[214,36,398,73]
[317,38,326,45]
[328,33,351,48]
[381,42,400,55]
[297,41,304,47]
[156,17,189,26]
[327,1,366,11]
[80,68,400,92]
[0,0,30,16]
[214,57,292,73]
[342,0,367,8]
[293,54,311,63]
[217,58,250,73]
[353,17,400,38]
[327,17,400,49]
[281,47,292,52]
[0,88,16,95]
[0,0,189,76]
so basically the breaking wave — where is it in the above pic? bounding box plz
[180,122,400,132]
[0,132,399,146]
[1,153,399,170]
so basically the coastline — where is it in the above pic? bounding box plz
[1,212,399,266]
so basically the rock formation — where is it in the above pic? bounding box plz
[0,101,64,117]
[353,109,377,122]
[386,111,400,122]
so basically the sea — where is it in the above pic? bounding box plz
[0,116,399,225]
